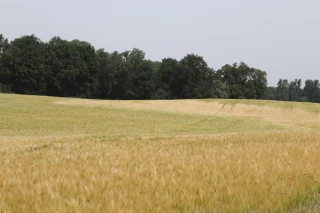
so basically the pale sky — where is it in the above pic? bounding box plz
[1,0,320,86]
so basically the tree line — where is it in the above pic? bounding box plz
[0,34,319,103]
[263,79,320,103]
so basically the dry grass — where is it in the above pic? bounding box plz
[290,193,320,213]
[0,94,320,212]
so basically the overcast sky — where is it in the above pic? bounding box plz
[1,0,319,86]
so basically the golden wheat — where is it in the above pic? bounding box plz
[0,94,319,212]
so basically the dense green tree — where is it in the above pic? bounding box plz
[156,58,180,99]
[2,33,320,103]
[303,79,320,103]
[108,51,136,99]
[0,34,10,54]
[46,36,74,96]
[0,34,11,92]
[46,37,99,98]
[275,79,289,101]
[218,63,243,98]
[211,79,229,99]
[96,49,128,99]
[1,35,46,94]
[298,96,309,102]
[131,60,156,99]
[96,49,110,98]
[148,60,161,72]
[262,87,277,100]
[288,79,303,102]
[111,59,132,99]
[217,62,267,99]
[108,48,156,100]
[125,49,156,99]
[179,54,215,99]
[70,39,99,98]
[240,63,267,99]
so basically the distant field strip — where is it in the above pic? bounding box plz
[1,95,288,138]
[0,94,320,212]
[55,98,320,131]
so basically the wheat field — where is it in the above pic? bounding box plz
[0,94,319,212]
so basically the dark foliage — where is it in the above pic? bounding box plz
[0,33,319,103]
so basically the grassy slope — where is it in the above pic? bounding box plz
[0,94,319,212]
[0,94,290,138]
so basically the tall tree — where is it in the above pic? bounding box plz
[304,79,320,103]
[110,51,133,99]
[0,34,10,54]
[46,36,78,97]
[71,39,99,98]
[217,62,267,99]
[126,49,156,99]
[275,79,289,101]
[46,37,99,98]
[109,48,156,99]
[218,63,244,99]
[211,79,229,99]
[179,54,215,99]
[1,35,46,94]
[96,49,126,99]
[288,79,303,102]
[156,58,180,99]
[262,87,277,100]
[0,34,11,92]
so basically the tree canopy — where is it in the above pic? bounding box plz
[0,33,319,103]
